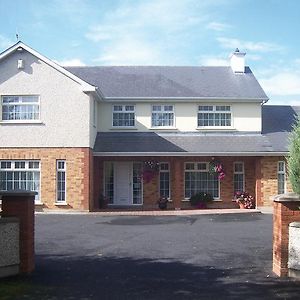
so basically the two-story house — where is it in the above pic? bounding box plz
[0,42,298,211]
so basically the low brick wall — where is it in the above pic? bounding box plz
[273,193,300,277]
[0,217,19,278]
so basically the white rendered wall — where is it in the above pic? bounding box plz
[98,102,262,132]
[0,50,92,147]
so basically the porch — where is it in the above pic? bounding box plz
[92,156,261,211]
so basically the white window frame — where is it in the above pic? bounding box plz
[151,104,175,128]
[277,161,286,194]
[1,95,40,122]
[0,160,41,203]
[233,162,245,193]
[159,162,171,200]
[112,104,135,127]
[197,105,232,128]
[184,162,220,200]
[93,99,97,127]
[56,160,67,204]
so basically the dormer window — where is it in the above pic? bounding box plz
[112,105,135,127]
[2,95,40,121]
[198,105,231,127]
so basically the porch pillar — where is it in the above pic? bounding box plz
[255,157,263,207]
[172,158,184,209]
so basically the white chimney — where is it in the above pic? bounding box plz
[230,48,246,73]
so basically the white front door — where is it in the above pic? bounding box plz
[114,162,132,205]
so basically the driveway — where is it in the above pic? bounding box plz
[1,212,300,299]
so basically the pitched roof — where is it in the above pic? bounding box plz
[93,105,300,155]
[66,66,268,100]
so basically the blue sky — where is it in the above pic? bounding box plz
[0,0,300,105]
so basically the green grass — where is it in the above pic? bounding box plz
[0,278,33,300]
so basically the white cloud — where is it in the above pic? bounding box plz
[217,37,283,52]
[206,22,231,31]
[260,72,300,96]
[85,0,228,65]
[93,38,163,65]
[55,58,86,66]
[0,35,14,50]
[198,55,228,66]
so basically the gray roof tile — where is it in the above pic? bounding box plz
[66,66,268,99]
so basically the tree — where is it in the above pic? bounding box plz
[287,116,300,195]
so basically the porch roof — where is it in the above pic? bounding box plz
[93,132,281,156]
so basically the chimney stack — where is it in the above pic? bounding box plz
[230,48,246,73]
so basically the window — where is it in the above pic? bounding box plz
[112,105,135,127]
[152,105,174,127]
[132,163,143,204]
[2,95,40,121]
[56,160,66,203]
[198,105,231,127]
[0,160,40,202]
[159,163,170,199]
[278,161,286,194]
[104,162,114,204]
[233,162,244,193]
[184,162,219,199]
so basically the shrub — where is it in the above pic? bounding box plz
[287,116,300,195]
[189,192,213,206]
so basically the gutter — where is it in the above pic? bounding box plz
[101,97,269,103]
[93,151,287,157]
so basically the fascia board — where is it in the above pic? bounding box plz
[93,151,287,157]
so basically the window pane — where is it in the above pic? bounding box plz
[0,161,40,202]
[185,169,219,199]
[2,96,40,121]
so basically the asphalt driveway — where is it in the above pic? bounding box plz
[1,212,300,299]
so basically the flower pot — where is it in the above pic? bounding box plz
[238,202,245,209]
[196,202,207,209]
[158,201,168,210]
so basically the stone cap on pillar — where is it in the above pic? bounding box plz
[273,193,300,203]
[0,190,37,199]
[290,222,300,228]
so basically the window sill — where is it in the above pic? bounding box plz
[181,199,222,202]
[150,127,178,130]
[35,202,43,206]
[196,127,236,131]
[0,120,44,125]
[55,202,68,206]
[110,127,138,130]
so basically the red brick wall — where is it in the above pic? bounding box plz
[0,148,92,210]
[273,200,300,277]
[261,157,293,206]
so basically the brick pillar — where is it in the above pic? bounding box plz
[172,158,184,209]
[1,191,36,274]
[273,193,300,277]
[255,157,263,207]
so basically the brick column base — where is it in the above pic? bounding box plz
[1,191,36,274]
[273,193,300,277]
